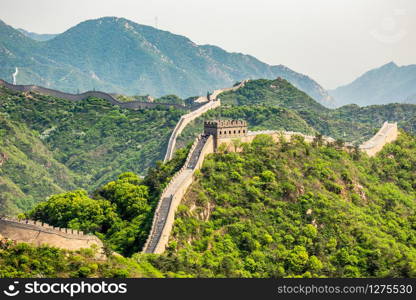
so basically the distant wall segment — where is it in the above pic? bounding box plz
[359,122,398,156]
[0,79,186,110]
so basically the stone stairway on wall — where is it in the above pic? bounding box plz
[163,100,220,162]
[187,135,209,169]
[143,195,174,253]
[359,122,398,156]
[142,135,212,253]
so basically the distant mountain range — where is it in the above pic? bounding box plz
[330,62,416,107]
[0,17,332,104]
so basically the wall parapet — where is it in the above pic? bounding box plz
[0,217,95,239]
[359,122,398,156]
[0,217,104,256]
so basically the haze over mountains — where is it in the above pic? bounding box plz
[2,17,415,107]
[0,17,332,104]
[330,62,416,107]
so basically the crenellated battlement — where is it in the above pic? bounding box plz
[203,119,247,128]
[0,216,88,237]
[0,217,104,256]
[204,119,248,148]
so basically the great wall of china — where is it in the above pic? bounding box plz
[163,81,248,161]
[143,119,399,254]
[0,79,247,253]
[0,217,104,257]
[0,77,400,255]
[359,122,399,156]
[0,79,186,110]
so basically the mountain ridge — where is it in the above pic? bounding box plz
[330,61,416,107]
[0,17,333,105]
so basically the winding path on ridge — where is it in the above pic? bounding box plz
[163,80,248,162]
[145,102,398,253]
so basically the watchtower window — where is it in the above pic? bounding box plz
[229,130,231,134]
[219,131,222,135]
[234,130,236,134]
[243,130,246,133]
[238,130,240,133]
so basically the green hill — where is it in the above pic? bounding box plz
[0,114,78,215]
[152,131,416,277]
[0,86,183,213]
[177,78,416,149]
[19,130,416,278]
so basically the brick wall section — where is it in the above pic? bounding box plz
[163,101,220,161]
[143,122,399,254]
[216,130,335,151]
[359,122,398,156]
[163,80,248,162]
[143,135,215,253]
[0,217,104,255]
[0,79,186,110]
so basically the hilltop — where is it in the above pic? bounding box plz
[17,28,57,41]
[0,17,331,104]
[177,78,416,149]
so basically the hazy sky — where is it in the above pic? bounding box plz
[1,0,415,89]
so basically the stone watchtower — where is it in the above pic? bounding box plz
[204,119,248,149]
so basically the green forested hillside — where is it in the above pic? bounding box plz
[0,86,183,213]
[151,132,416,277]
[27,147,189,256]
[178,78,416,148]
[0,241,162,278]
[0,114,79,215]
[19,131,416,278]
